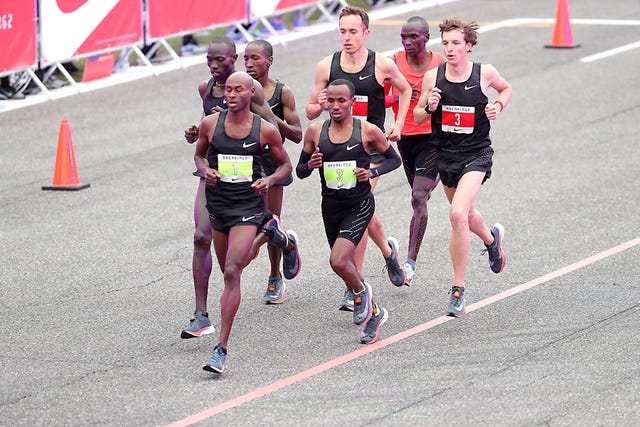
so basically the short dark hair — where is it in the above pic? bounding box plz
[246,39,273,57]
[209,35,236,53]
[328,79,355,97]
[406,16,430,36]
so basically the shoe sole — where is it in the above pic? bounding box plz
[446,310,466,317]
[492,223,506,273]
[283,230,301,280]
[202,364,224,374]
[181,325,215,339]
[360,308,389,345]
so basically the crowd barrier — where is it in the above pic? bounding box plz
[1,0,408,99]
[0,2,37,74]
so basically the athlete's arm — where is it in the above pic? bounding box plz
[194,115,220,186]
[378,55,411,141]
[277,85,303,143]
[356,122,401,181]
[414,68,438,125]
[184,80,209,144]
[296,123,323,179]
[252,120,292,195]
[305,57,331,120]
[482,64,512,121]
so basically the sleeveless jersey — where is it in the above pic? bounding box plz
[431,62,491,151]
[391,50,444,135]
[329,49,385,131]
[203,78,226,116]
[267,80,285,143]
[205,110,264,216]
[318,118,371,201]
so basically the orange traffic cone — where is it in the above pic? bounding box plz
[42,119,90,191]
[546,0,580,48]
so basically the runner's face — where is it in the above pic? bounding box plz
[441,30,470,64]
[224,78,253,112]
[339,15,369,54]
[326,84,353,122]
[207,43,236,81]
[243,45,271,80]
[400,22,428,56]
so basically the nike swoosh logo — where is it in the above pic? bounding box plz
[464,85,477,90]
[41,0,120,62]
[339,229,352,234]
[415,167,426,171]
[242,216,256,222]
[243,142,257,148]
[358,75,372,81]
[346,144,360,151]
[270,102,280,110]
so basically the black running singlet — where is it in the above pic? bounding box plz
[205,111,264,216]
[329,50,385,132]
[318,118,371,202]
[203,78,227,116]
[431,62,491,151]
[267,80,285,143]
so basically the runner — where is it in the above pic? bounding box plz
[414,18,512,316]
[180,36,289,338]
[195,71,301,373]
[244,39,303,304]
[297,79,401,344]
[306,6,411,310]
[386,16,444,286]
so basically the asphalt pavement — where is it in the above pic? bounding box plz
[1,0,639,426]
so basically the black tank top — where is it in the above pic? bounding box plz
[318,118,371,201]
[431,62,491,151]
[203,78,226,116]
[205,111,264,216]
[267,80,285,143]
[329,50,385,131]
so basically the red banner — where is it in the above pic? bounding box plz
[40,0,143,65]
[0,1,37,73]
[250,0,318,19]
[147,0,247,40]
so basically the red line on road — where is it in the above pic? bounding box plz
[166,236,640,426]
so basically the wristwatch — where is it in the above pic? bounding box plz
[424,105,435,115]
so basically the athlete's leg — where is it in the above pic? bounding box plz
[354,173,391,272]
[330,238,365,292]
[407,175,438,261]
[193,178,213,314]
[443,171,485,287]
[214,225,258,349]
[266,185,284,278]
